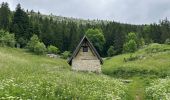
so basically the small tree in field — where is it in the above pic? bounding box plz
[27,34,39,52]
[123,32,137,53]
[34,42,46,55]
[107,46,116,57]
[27,34,47,55]
[47,45,59,54]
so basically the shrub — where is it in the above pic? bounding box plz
[123,39,137,53]
[47,45,59,54]
[0,30,16,47]
[27,34,47,55]
[107,46,116,57]
[34,42,46,55]
[124,55,139,62]
[123,32,138,53]
[61,51,71,59]
[27,34,39,52]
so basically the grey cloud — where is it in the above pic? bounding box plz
[1,0,170,24]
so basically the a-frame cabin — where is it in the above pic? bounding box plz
[68,35,103,73]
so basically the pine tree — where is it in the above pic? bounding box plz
[11,4,30,47]
[0,2,11,30]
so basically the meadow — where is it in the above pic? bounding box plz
[0,47,127,99]
[102,43,170,78]
[102,43,170,99]
[0,43,170,100]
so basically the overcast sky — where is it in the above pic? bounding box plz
[1,0,170,24]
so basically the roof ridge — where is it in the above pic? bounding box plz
[68,35,103,65]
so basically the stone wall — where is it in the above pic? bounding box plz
[72,47,101,73]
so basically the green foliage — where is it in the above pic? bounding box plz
[107,46,116,57]
[160,18,170,43]
[27,34,46,55]
[61,51,71,59]
[86,28,105,51]
[123,32,138,53]
[11,4,31,47]
[34,42,46,55]
[0,2,11,30]
[1,2,170,57]
[127,32,137,42]
[0,29,16,47]
[47,45,59,54]
[165,38,170,45]
[0,47,128,99]
[27,34,39,52]
[123,39,137,53]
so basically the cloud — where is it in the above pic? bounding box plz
[1,0,170,24]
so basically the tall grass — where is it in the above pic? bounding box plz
[0,47,128,99]
[102,43,170,78]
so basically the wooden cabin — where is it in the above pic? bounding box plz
[68,35,103,73]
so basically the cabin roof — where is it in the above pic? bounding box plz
[68,35,103,65]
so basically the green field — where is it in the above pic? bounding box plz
[102,43,170,99]
[0,43,170,100]
[102,43,170,78]
[0,47,127,99]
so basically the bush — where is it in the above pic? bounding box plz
[27,34,47,55]
[34,42,46,55]
[0,30,16,47]
[107,46,116,57]
[123,39,137,53]
[61,51,71,59]
[124,55,139,62]
[47,45,59,54]
[27,34,39,52]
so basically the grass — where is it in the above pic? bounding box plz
[102,43,170,100]
[1,43,170,99]
[0,47,127,99]
[102,43,170,78]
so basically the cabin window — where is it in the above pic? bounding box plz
[83,46,88,52]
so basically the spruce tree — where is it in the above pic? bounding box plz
[0,2,11,30]
[11,4,30,47]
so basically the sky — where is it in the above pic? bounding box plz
[1,0,170,24]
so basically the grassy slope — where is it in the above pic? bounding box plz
[0,47,127,99]
[102,43,170,99]
[102,43,170,78]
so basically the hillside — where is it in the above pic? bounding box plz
[0,47,127,99]
[0,44,170,99]
[102,43,170,78]
[102,43,170,99]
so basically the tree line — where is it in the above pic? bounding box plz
[0,2,170,57]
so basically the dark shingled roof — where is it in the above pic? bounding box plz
[68,35,103,65]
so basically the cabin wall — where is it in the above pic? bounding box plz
[72,47,101,73]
